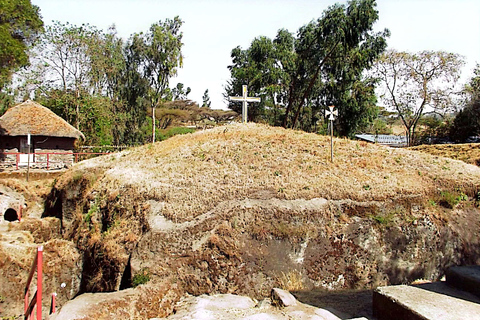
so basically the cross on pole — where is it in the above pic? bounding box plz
[325,105,338,162]
[229,85,261,123]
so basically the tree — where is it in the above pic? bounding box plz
[129,16,184,142]
[450,100,480,142]
[0,0,43,108]
[202,89,211,108]
[450,65,480,142]
[171,82,190,100]
[464,64,480,102]
[225,0,388,136]
[32,22,101,128]
[226,31,295,125]
[0,0,43,86]
[375,49,464,145]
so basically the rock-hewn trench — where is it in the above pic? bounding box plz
[36,173,480,318]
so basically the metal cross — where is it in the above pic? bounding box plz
[229,85,261,123]
[325,105,338,121]
[325,105,338,162]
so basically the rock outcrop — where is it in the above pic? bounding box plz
[3,123,480,318]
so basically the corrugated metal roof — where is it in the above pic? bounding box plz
[0,100,84,140]
[355,134,407,146]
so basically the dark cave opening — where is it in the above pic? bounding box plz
[4,208,18,221]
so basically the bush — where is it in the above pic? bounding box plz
[158,126,195,141]
[438,190,468,209]
[132,269,150,287]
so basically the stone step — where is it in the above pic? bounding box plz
[373,282,480,320]
[446,265,480,297]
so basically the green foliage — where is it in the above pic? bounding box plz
[370,211,395,227]
[362,118,393,135]
[13,17,187,145]
[451,99,480,142]
[416,115,453,144]
[171,82,190,100]
[202,89,211,108]
[438,190,468,209]
[0,0,43,89]
[158,126,195,141]
[226,0,389,136]
[132,269,150,287]
[130,17,184,118]
[72,170,83,182]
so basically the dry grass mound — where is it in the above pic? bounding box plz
[69,123,479,223]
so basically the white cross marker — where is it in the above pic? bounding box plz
[325,105,338,121]
[325,105,338,162]
[229,85,261,123]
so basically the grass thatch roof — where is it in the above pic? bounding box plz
[0,100,84,140]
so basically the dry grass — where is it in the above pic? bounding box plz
[278,270,304,291]
[411,143,480,166]
[67,123,480,223]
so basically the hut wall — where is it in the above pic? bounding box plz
[0,136,76,169]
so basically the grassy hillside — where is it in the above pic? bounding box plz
[70,123,479,222]
[411,143,480,166]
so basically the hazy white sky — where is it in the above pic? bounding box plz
[32,0,480,109]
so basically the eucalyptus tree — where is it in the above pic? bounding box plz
[0,0,43,109]
[374,49,464,146]
[171,82,191,100]
[202,89,211,108]
[226,0,388,136]
[129,16,184,142]
[226,30,295,125]
[20,22,137,144]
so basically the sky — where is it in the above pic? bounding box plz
[32,0,480,109]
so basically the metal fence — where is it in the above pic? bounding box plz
[0,152,109,170]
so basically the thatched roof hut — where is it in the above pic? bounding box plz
[0,100,85,169]
[0,100,84,139]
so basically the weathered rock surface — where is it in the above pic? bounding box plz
[0,226,82,318]
[49,281,182,319]
[49,289,139,320]
[158,290,344,320]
